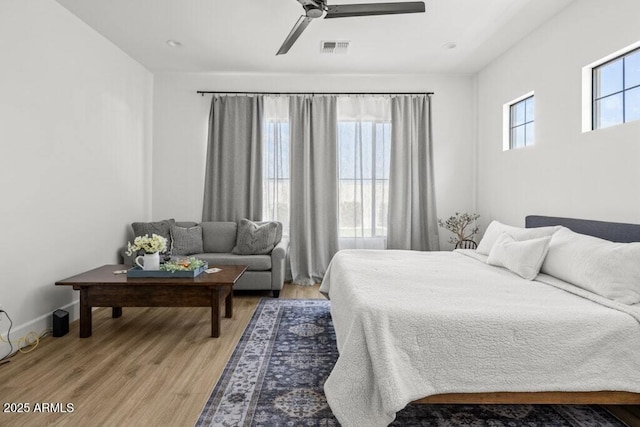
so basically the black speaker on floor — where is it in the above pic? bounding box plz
[52,309,69,337]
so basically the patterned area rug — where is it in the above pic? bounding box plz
[195,299,626,427]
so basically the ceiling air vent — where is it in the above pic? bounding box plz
[321,40,350,54]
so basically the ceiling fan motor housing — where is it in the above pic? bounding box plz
[298,0,325,18]
[304,5,324,18]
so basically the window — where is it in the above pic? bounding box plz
[592,47,640,130]
[337,120,391,240]
[336,96,391,249]
[262,97,290,233]
[261,96,392,247]
[507,95,535,149]
[503,92,535,150]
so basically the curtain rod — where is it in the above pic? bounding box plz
[197,91,434,96]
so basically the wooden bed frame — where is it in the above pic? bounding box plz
[415,391,640,405]
[413,215,640,405]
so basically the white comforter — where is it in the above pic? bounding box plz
[319,249,640,427]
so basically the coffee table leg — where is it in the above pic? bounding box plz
[79,287,92,338]
[225,286,233,318]
[211,288,220,338]
[112,307,122,318]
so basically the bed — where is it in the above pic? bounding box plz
[319,215,640,427]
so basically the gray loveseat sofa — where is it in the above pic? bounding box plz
[122,220,289,298]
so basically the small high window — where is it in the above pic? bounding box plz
[592,47,640,130]
[503,92,535,150]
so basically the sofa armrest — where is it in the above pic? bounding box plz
[270,236,290,291]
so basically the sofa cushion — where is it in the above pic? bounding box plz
[175,221,198,228]
[131,219,175,251]
[193,253,272,271]
[200,222,238,253]
[268,221,283,246]
[170,225,204,256]
[232,219,279,255]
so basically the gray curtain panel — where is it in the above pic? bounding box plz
[202,95,264,221]
[289,95,340,285]
[387,95,440,251]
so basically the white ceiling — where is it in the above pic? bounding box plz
[55,0,572,74]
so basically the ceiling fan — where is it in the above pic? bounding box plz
[276,0,426,55]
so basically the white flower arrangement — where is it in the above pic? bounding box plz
[125,234,168,256]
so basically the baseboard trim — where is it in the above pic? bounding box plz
[0,300,79,357]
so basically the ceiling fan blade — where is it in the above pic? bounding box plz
[325,1,425,19]
[276,15,314,55]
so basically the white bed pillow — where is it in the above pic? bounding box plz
[541,227,640,305]
[476,220,560,255]
[487,233,551,280]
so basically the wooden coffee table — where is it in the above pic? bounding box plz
[55,264,247,338]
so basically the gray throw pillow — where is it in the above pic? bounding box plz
[131,219,175,251]
[171,225,204,256]
[232,219,278,255]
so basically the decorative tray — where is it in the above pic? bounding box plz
[127,262,208,278]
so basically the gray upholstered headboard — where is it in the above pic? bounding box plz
[525,215,640,243]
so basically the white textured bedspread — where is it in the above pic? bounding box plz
[319,250,640,427]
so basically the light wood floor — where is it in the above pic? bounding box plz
[1,283,638,426]
[0,283,324,426]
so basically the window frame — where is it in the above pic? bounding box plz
[582,40,640,132]
[502,91,535,151]
[591,46,640,130]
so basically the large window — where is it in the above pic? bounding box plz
[592,47,640,130]
[336,96,391,249]
[337,120,391,239]
[261,96,392,247]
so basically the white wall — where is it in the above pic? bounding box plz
[152,72,476,249]
[476,0,640,231]
[0,0,153,349]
